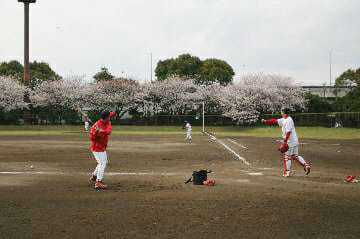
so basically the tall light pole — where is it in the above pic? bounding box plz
[329,51,332,86]
[18,0,36,84]
[150,52,153,82]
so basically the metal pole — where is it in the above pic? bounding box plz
[202,102,205,132]
[150,52,153,82]
[329,51,332,86]
[24,2,30,84]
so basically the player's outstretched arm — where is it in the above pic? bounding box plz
[261,118,278,125]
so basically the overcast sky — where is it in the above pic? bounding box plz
[1,0,359,85]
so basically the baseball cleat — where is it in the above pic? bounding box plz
[95,181,107,190]
[283,171,290,177]
[89,175,97,182]
[304,164,311,175]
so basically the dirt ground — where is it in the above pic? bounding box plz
[0,132,360,239]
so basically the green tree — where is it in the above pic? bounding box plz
[155,59,176,81]
[30,61,61,86]
[334,67,360,112]
[334,88,360,112]
[173,54,202,79]
[0,60,23,80]
[304,92,333,113]
[198,59,235,86]
[335,68,360,87]
[155,54,201,81]
[93,67,115,81]
[155,54,234,85]
[0,60,60,86]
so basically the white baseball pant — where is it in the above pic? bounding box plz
[186,130,192,140]
[92,151,108,181]
[85,122,90,131]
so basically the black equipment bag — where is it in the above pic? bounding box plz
[192,170,209,185]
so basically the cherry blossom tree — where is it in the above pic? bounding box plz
[218,73,305,123]
[23,72,305,125]
[135,76,202,115]
[85,78,140,117]
[197,84,224,114]
[0,76,28,111]
[30,76,89,112]
[134,81,161,116]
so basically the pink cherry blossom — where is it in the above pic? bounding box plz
[0,76,28,111]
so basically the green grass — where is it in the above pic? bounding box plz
[207,126,360,140]
[0,125,195,136]
[0,125,359,140]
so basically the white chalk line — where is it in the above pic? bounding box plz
[302,143,341,146]
[0,172,184,176]
[227,139,247,149]
[275,140,340,146]
[247,172,263,176]
[235,179,250,183]
[108,172,181,176]
[204,132,250,166]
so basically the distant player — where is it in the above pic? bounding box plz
[182,121,192,143]
[89,111,115,189]
[261,108,311,177]
[83,113,92,132]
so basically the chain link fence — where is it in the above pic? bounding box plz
[0,111,359,128]
[263,112,360,128]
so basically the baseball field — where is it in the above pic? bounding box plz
[1,126,360,238]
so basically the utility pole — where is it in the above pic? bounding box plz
[18,0,36,124]
[329,51,332,86]
[18,0,36,84]
[150,52,153,82]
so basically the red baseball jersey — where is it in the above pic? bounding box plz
[89,119,112,152]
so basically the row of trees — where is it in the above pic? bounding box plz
[304,67,360,113]
[0,53,236,87]
[335,67,360,112]
[93,54,236,86]
[1,57,359,124]
[155,54,235,86]
[0,60,60,87]
[0,74,305,123]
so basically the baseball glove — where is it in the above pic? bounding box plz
[203,179,216,186]
[345,175,358,183]
[278,143,289,153]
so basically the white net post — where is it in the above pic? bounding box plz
[202,101,205,133]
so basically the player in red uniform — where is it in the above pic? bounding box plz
[88,111,115,189]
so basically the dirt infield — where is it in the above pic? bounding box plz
[1,132,360,238]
